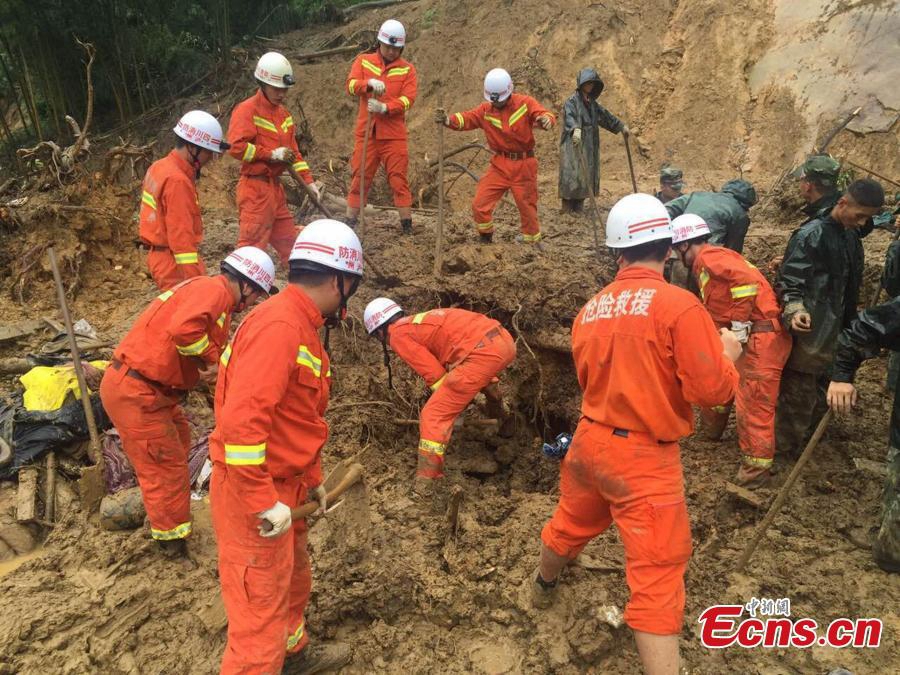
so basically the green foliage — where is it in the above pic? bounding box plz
[0,0,366,157]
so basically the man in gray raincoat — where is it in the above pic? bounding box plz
[558,68,629,213]
[665,179,758,253]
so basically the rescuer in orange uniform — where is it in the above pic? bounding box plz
[672,214,793,487]
[139,110,230,290]
[227,52,320,266]
[99,247,276,554]
[533,194,741,675]
[345,19,417,233]
[209,220,362,674]
[437,68,555,248]
[363,299,516,490]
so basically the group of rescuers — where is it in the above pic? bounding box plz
[96,16,900,675]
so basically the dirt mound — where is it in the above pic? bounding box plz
[1,0,899,673]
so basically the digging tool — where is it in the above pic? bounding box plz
[434,94,446,277]
[735,410,833,571]
[48,247,105,513]
[622,133,638,193]
[288,165,333,218]
[815,106,862,154]
[261,461,365,532]
[575,140,603,260]
[359,108,372,238]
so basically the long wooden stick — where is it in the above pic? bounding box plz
[359,109,372,238]
[575,140,602,260]
[262,463,364,531]
[842,159,900,190]
[288,165,333,218]
[47,248,103,471]
[622,133,638,193]
[434,96,446,277]
[735,410,833,571]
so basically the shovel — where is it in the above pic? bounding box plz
[48,247,105,513]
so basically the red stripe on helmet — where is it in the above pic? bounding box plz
[295,242,335,254]
[628,218,669,234]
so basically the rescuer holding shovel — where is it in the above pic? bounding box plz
[363,299,516,505]
[228,51,320,266]
[345,19,418,233]
[100,247,276,554]
[532,194,741,675]
[209,220,362,674]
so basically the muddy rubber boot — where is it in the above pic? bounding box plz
[531,567,558,609]
[345,216,359,231]
[157,538,188,558]
[400,218,412,234]
[282,643,351,675]
[734,464,774,489]
[414,477,449,514]
[479,232,493,244]
[498,414,516,439]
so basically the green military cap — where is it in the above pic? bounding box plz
[660,165,684,189]
[793,154,840,186]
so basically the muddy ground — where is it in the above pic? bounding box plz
[1,0,899,673]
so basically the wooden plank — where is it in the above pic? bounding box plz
[16,466,39,522]
[724,481,765,509]
[853,457,888,477]
[0,319,43,343]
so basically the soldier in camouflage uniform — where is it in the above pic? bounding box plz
[655,165,684,204]
[828,295,900,572]
[775,179,885,455]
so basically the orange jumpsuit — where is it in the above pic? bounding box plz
[138,150,206,290]
[209,285,329,674]
[692,245,792,469]
[387,308,516,479]
[227,90,314,265]
[447,93,555,241]
[346,51,417,210]
[541,266,738,635]
[99,276,234,541]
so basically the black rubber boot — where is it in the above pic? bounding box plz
[400,218,412,234]
[479,232,493,244]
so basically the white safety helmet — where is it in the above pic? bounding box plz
[671,213,711,245]
[377,19,406,48]
[222,247,278,295]
[173,110,230,153]
[364,297,403,334]
[255,52,295,88]
[605,193,672,248]
[289,219,364,276]
[484,68,514,103]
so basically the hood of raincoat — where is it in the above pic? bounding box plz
[576,68,604,99]
[720,179,758,209]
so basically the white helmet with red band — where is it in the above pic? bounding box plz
[378,19,406,47]
[671,213,711,245]
[289,219,364,276]
[173,110,229,153]
[484,68,513,103]
[223,247,277,294]
[255,52,295,88]
[364,297,403,334]
[605,193,672,248]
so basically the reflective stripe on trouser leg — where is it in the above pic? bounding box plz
[508,156,540,240]
[472,161,510,235]
[417,439,446,479]
[736,330,792,468]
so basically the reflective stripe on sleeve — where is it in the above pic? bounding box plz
[348,78,357,94]
[454,112,464,128]
[224,442,266,466]
[157,290,174,302]
[174,252,199,264]
[219,344,232,367]
[141,190,157,210]
[216,312,226,329]
[411,312,429,324]
[292,161,309,173]
[699,269,711,301]
[176,334,211,357]
[398,95,410,111]
[730,284,758,299]
[242,143,257,162]
[430,374,446,391]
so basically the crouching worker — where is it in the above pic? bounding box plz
[533,194,741,675]
[99,248,276,555]
[363,299,516,496]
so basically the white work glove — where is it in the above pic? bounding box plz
[307,182,321,200]
[270,147,295,163]
[538,115,553,130]
[572,128,582,146]
[258,501,292,538]
[621,124,631,136]
[367,98,388,115]
[311,484,327,517]
[730,320,752,344]
[367,78,386,96]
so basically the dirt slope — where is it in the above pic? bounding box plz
[1,0,899,673]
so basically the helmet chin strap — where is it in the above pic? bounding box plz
[236,279,252,312]
[379,328,394,391]
[187,145,203,179]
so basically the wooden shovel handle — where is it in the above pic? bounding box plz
[261,462,365,531]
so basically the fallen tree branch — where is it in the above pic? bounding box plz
[427,143,492,168]
[342,0,419,17]
[295,44,363,63]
